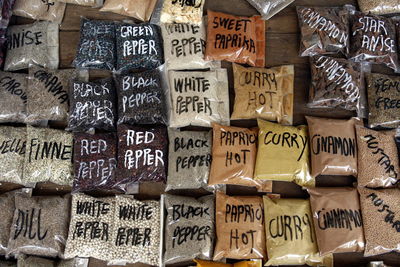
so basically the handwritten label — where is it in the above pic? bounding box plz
[0,76,27,103]
[316,208,362,230]
[358,17,395,53]
[13,208,48,240]
[268,214,314,242]
[311,134,356,157]
[28,138,71,162]
[7,30,43,50]
[366,192,400,232]
[0,137,26,155]
[33,69,69,104]
[263,131,308,161]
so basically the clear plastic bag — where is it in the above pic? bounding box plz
[115,22,164,73]
[116,124,168,191]
[163,194,214,264]
[26,66,88,125]
[166,129,212,191]
[0,126,26,185]
[366,73,400,129]
[208,123,272,192]
[246,0,293,20]
[110,195,161,266]
[100,0,157,21]
[307,187,365,256]
[72,132,117,193]
[0,71,27,123]
[306,116,360,178]
[12,0,66,24]
[349,11,399,72]
[214,192,266,260]
[297,6,349,57]
[7,193,70,258]
[168,69,230,128]
[64,194,115,261]
[356,126,399,188]
[57,258,89,267]
[358,187,400,256]
[68,77,117,132]
[231,63,294,124]
[73,18,116,71]
[161,20,221,70]
[358,0,400,15]
[4,21,59,71]
[58,0,103,8]
[0,191,15,255]
[254,119,313,187]
[115,65,168,125]
[205,10,265,67]
[23,126,73,186]
[153,0,205,25]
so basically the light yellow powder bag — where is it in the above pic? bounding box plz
[254,119,313,187]
[195,259,262,267]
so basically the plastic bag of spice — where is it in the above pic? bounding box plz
[366,73,400,129]
[358,187,400,256]
[17,255,55,267]
[57,258,89,267]
[7,192,70,258]
[0,126,26,185]
[72,132,117,193]
[208,123,272,192]
[0,72,27,123]
[194,259,262,267]
[153,0,205,25]
[263,196,332,266]
[0,191,15,255]
[23,126,73,186]
[308,55,363,113]
[110,195,161,265]
[115,66,168,125]
[356,126,399,188]
[4,21,59,71]
[213,192,266,261]
[12,0,66,24]
[68,77,116,132]
[231,63,294,125]
[246,0,294,20]
[254,119,313,187]
[64,194,115,261]
[116,124,168,191]
[73,18,116,71]
[349,11,399,72]
[58,0,103,7]
[307,187,365,256]
[168,69,230,128]
[205,10,265,67]
[100,0,157,21]
[306,116,360,178]
[164,194,214,264]
[358,0,400,16]
[161,21,221,70]
[26,66,88,125]
[166,129,212,191]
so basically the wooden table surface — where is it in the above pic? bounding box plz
[7,0,400,266]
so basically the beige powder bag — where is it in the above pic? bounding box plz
[100,0,157,22]
[13,0,66,24]
[214,192,266,261]
[308,187,365,255]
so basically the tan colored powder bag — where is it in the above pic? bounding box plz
[100,0,157,21]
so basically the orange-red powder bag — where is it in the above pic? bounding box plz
[205,10,265,67]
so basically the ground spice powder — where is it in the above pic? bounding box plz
[100,0,157,21]
[12,0,66,24]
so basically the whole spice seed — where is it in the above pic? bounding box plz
[64,194,115,261]
[17,255,55,267]
[164,194,214,265]
[246,0,294,20]
[366,73,400,129]
[74,19,116,71]
[358,187,400,256]
[350,12,399,71]
[72,133,117,193]
[115,23,164,73]
[100,0,157,21]
[110,196,161,265]
[166,129,212,191]
[7,193,70,258]
[0,71,27,123]
[160,0,205,24]
[356,126,399,188]
[308,55,362,111]
[12,0,66,24]
[358,0,400,15]
[0,126,26,185]
[116,68,167,125]
[5,21,59,71]
[0,192,15,255]
[168,69,230,128]
[26,67,84,124]
[116,125,168,191]
[297,6,349,57]
[68,78,116,132]
[23,126,73,186]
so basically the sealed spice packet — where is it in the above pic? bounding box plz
[358,0,400,15]
[246,0,294,20]
[153,0,205,25]
[100,0,157,21]
[12,0,66,24]
[0,71,27,123]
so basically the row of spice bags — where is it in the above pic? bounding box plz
[1,256,87,267]
[1,189,399,266]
